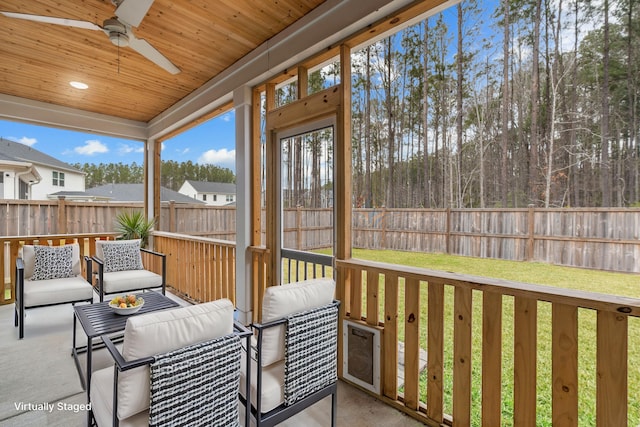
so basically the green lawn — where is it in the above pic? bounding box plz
[348,249,640,426]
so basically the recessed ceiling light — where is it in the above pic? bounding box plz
[69,81,89,89]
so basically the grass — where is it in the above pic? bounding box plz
[346,249,640,426]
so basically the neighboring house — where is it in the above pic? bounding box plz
[178,180,236,206]
[0,137,84,200]
[86,183,203,204]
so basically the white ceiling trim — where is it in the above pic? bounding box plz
[0,93,148,140]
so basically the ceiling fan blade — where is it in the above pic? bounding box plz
[114,0,155,27]
[129,35,180,75]
[0,11,102,31]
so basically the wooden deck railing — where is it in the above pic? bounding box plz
[336,258,640,427]
[152,231,236,304]
[1,233,118,304]
[6,231,636,424]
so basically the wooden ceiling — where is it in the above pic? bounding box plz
[0,0,325,123]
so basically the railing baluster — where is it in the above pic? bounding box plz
[350,268,362,321]
[383,273,399,399]
[482,291,502,426]
[366,271,379,327]
[514,296,538,426]
[404,276,420,410]
[597,310,628,427]
[453,287,472,426]
[552,303,578,427]
[427,281,444,422]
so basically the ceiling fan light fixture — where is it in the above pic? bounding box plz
[103,18,129,47]
[109,31,130,47]
[69,81,89,89]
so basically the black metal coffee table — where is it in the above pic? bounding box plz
[72,291,180,395]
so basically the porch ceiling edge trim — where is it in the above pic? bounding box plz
[0,93,148,141]
[146,0,415,141]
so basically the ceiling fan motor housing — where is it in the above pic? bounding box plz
[103,18,129,46]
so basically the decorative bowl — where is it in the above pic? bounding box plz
[108,296,145,315]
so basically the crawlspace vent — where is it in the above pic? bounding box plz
[342,320,380,394]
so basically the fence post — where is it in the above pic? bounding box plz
[169,200,176,232]
[527,205,535,261]
[296,206,302,250]
[446,208,451,254]
[57,196,67,234]
[381,207,387,248]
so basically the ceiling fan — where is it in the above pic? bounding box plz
[1,0,180,75]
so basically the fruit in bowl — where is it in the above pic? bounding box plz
[109,294,145,315]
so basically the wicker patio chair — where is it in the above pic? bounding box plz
[89,298,251,427]
[240,278,339,427]
[92,239,166,302]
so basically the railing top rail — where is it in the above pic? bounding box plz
[0,232,119,242]
[337,258,640,316]
[152,231,236,247]
[354,207,640,213]
[281,248,333,266]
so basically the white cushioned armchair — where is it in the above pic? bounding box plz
[240,278,339,427]
[15,243,94,339]
[92,239,166,302]
[90,298,251,427]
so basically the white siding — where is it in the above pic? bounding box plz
[30,165,85,200]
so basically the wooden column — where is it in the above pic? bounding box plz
[264,83,278,291]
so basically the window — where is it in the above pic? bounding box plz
[213,195,217,202]
[226,194,234,202]
[203,194,207,201]
[19,180,28,199]
[52,171,65,187]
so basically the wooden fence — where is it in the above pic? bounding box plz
[2,200,639,273]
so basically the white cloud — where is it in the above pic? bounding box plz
[117,143,144,155]
[74,140,108,156]
[221,112,234,122]
[177,147,190,155]
[197,148,236,167]
[7,136,37,146]
[18,136,37,146]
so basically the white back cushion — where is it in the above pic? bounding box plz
[22,243,81,280]
[116,298,235,420]
[95,239,143,272]
[260,278,335,367]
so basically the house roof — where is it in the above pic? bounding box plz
[86,183,203,204]
[0,137,83,174]
[185,180,236,194]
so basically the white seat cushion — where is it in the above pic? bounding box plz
[260,278,335,366]
[101,269,162,294]
[91,299,235,421]
[23,276,93,307]
[240,349,285,414]
[90,368,149,427]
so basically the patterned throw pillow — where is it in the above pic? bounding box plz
[32,245,74,281]
[102,241,144,273]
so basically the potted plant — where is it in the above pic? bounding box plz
[114,210,155,248]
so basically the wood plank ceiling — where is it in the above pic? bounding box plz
[0,0,325,123]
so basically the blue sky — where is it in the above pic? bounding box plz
[0,111,237,172]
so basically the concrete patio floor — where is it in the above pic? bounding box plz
[0,291,424,426]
